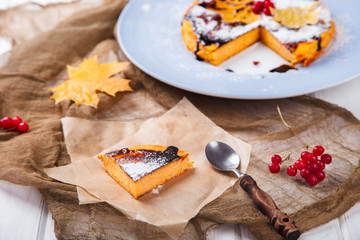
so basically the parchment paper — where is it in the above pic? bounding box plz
[45,97,252,238]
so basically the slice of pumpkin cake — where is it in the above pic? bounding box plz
[98,145,193,199]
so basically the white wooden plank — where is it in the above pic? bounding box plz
[207,223,242,240]
[0,0,75,10]
[235,224,257,240]
[341,203,360,240]
[37,199,56,240]
[0,180,43,240]
[300,219,344,240]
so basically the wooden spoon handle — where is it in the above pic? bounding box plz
[239,174,301,240]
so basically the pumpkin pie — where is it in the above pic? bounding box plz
[181,0,335,67]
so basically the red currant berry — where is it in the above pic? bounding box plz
[17,122,29,133]
[313,145,325,156]
[294,159,307,170]
[300,168,311,179]
[315,170,326,181]
[300,151,311,162]
[264,0,275,9]
[308,153,318,163]
[263,7,272,16]
[309,162,319,173]
[12,116,23,126]
[269,163,280,173]
[306,174,318,186]
[287,165,297,176]
[252,1,264,14]
[0,117,14,129]
[316,160,325,170]
[321,154,332,164]
[271,154,282,164]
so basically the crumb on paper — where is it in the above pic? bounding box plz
[253,61,260,66]
[151,185,163,194]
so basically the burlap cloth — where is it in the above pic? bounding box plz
[0,0,359,239]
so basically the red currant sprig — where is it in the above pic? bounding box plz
[268,145,333,186]
[252,0,275,16]
[0,116,29,133]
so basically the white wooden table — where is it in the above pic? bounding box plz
[0,1,359,239]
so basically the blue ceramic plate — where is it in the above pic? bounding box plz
[117,0,360,99]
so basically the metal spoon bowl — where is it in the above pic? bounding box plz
[205,141,244,177]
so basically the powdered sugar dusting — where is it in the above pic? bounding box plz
[185,5,260,43]
[120,161,162,181]
[264,0,332,43]
[110,147,180,182]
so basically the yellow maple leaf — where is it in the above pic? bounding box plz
[49,56,132,107]
[212,0,259,24]
[272,3,321,29]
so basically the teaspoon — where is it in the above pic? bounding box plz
[205,141,301,240]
